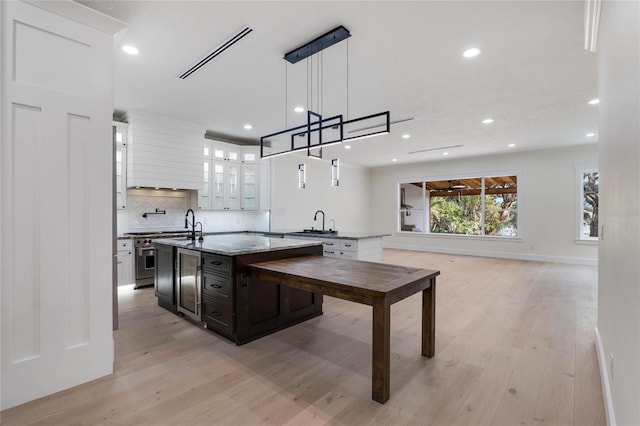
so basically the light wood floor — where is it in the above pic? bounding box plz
[0,250,605,425]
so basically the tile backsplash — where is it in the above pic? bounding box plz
[117,188,270,235]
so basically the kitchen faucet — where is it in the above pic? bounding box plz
[313,210,325,232]
[329,219,336,231]
[195,221,204,241]
[185,209,196,241]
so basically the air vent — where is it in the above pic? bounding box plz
[408,144,463,154]
[179,26,253,79]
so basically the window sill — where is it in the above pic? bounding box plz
[395,231,522,243]
[575,238,599,245]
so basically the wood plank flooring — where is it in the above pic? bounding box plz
[0,250,605,425]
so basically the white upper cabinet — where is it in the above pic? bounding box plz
[113,122,127,209]
[125,110,205,190]
[198,141,270,211]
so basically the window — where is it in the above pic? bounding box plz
[398,175,518,237]
[578,167,599,240]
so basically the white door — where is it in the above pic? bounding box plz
[1,1,124,409]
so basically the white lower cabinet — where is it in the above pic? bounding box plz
[312,237,382,262]
[117,239,134,286]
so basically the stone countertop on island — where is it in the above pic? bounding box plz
[153,233,322,256]
[272,230,391,240]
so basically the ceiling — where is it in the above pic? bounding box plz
[78,1,598,168]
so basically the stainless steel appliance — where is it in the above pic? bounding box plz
[176,248,202,321]
[134,237,156,288]
[130,231,189,288]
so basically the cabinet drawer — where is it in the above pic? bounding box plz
[340,239,357,252]
[202,271,230,301]
[339,251,357,260]
[323,248,340,258]
[202,297,232,331]
[322,240,339,249]
[202,253,231,273]
[117,239,132,251]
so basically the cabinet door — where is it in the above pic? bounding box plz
[116,250,133,285]
[226,162,240,210]
[211,162,225,210]
[241,164,258,210]
[113,122,127,209]
[155,244,175,309]
[198,160,211,210]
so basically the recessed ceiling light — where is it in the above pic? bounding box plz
[508,143,516,148]
[586,132,596,137]
[588,98,599,105]
[243,124,253,130]
[482,118,494,124]
[443,152,449,156]
[344,145,351,149]
[402,134,411,139]
[294,106,305,113]
[463,47,481,58]
[392,158,398,162]
[122,45,139,55]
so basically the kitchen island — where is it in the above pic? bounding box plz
[153,234,324,344]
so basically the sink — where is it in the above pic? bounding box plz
[170,237,192,241]
[299,229,337,235]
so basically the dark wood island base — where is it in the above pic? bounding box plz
[248,255,440,404]
[154,238,324,345]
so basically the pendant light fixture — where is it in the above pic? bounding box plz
[260,26,391,160]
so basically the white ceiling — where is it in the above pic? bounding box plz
[79,0,598,168]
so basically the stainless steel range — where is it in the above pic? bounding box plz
[130,231,189,288]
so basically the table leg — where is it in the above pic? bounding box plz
[372,300,390,403]
[422,278,436,357]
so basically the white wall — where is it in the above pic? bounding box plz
[270,153,372,233]
[371,145,598,264]
[596,2,640,425]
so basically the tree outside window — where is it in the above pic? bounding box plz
[581,170,599,239]
[398,175,518,237]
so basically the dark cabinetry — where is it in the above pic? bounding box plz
[155,244,176,313]
[201,253,234,339]
[235,246,323,344]
[154,243,324,345]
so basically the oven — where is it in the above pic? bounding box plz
[134,237,156,288]
[130,231,190,288]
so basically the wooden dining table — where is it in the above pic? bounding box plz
[248,255,440,404]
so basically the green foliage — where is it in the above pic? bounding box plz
[430,193,517,236]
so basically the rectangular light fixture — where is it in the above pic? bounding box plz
[284,26,351,64]
[298,164,306,189]
[331,159,340,187]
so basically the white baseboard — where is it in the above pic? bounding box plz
[595,327,616,426]
[383,243,598,266]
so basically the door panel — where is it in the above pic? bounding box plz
[1,1,123,410]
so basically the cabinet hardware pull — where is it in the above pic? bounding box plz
[210,261,222,265]
[211,311,222,317]
[241,273,248,287]
[211,284,222,289]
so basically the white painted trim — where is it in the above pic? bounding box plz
[23,0,128,36]
[595,327,616,426]
[383,242,598,266]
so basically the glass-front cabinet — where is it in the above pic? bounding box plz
[199,140,269,211]
[113,121,127,210]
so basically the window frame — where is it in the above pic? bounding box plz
[575,164,599,243]
[396,171,520,239]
